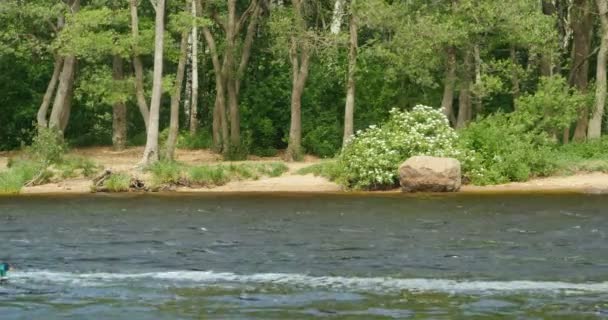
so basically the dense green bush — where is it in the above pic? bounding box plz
[104,173,131,192]
[457,113,556,185]
[27,128,67,164]
[338,105,461,190]
[0,161,42,194]
[147,160,184,186]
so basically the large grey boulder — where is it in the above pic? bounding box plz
[399,156,461,192]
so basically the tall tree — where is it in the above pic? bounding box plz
[165,32,189,160]
[589,0,608,139]
[342,0,357,146]
[571,0,594,141]
[285,0,311,161]
[130,0,151,131]
[140,0,166,165]
[189,0,200,135]
[48,0,80,134]
[112,55,127,150]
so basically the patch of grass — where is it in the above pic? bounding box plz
[187,165,230,186]
[228,163,259,180]
[147,160,184,186]
[551,138,608,175]
[56,156,99,179]
[104,173,131,192]
[0,161,42,194]
[258,162,289,177]
[297,161,342,181]
[185,162,288,187]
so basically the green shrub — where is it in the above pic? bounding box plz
[187,165,230,186]
[104,173,131,192]
[27,127,67,164]
[148,160,184,185]
[297,161,344,182]
[257,162,289,177]
[302,124,341,158]
[457,113,556,185]
[0,161,43,194]
[338,105,461,190]
[56,156,99,179]
[227,163,259,180]
[178,131,213,150]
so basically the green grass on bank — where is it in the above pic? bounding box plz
[147,161,289,188]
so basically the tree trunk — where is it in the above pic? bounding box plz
[130,0,150,131]
[571,0,593,141]
[59,62,76,133]
[112,55,127,151]
[286,32,311,161]
[189,0,199,135]
[441,47,457,126]
[37,56,63,129]
[140,0,166,165]
[343,3,357,146]
[510,46,520,104]
[48,54,77,133]
[473,44,483,115]
[165,33,189,160]
[330,0,345,34]
[202,26,229,152]
[456,51,473,129]
[225,0,241,152]
[589,0,608,139]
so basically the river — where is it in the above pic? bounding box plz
[1,193,607,319]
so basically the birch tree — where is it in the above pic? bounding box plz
[140,0,166,165]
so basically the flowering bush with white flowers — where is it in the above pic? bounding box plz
[338,105,463,190]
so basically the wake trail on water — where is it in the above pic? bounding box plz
[7,270,608,294]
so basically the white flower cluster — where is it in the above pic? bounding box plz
[339,105,462,189]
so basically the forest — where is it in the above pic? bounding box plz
[2,0,608,191]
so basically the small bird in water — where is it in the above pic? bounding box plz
[0,263,12,281]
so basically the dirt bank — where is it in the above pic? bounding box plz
[2,147,608,195]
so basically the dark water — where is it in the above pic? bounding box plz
[1,193,608,319]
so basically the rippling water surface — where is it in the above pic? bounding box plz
[1,193,608,319]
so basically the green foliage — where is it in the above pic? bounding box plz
[0,160,42,194]
[178,131,213,150]
[147,160,184,186]
[27,127,67,164]
[338,105,461,190]
[552,137,608,175]
[514,76,588,134]
[187,165,229,186]
[186,162,288,187]
[297,161,344,182]
[55,156,99,179]
[104,173,131,192]
[457,113,556,185]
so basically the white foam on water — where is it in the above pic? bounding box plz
[9,270,608,294]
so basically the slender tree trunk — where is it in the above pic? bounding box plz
[571,0,593,141]
[112,56,127,151]
[165,33,189,160]
[343,3,357,146]
[37,57,63,129]
[48,54,77,133]
[510,46,520,103]
[202,27,229,152]
[141,0,166,165]
[473,44,483,115]
[330,0,345,34]
[189,0,199,135]
[441,47,457,126]
[589,0,608,139]
[59,62,76,133]
[225,0,241,152]
[456,50,473,129]
[286,34,311,161]
[130,0,150,130]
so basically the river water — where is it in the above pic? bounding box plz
[1,193,608,319]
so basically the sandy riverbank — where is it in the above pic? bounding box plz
[2,147,608,195]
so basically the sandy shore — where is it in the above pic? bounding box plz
[2,147,608,195]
